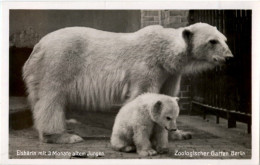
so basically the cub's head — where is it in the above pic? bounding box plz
[150,97,180,131]
[182,22,233,73]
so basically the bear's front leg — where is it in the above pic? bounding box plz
[152,124,169,154]
[161,75,192,141]
[133,126,157,157]
[169,129,192,140]
[126,76,161,104]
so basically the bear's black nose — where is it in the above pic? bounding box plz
[170,129,177,132]
[225,56,235,65]
[225,56,233,61]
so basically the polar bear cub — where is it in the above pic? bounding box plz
[111,93,180,156]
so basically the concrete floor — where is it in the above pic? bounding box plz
[9,112,251,159]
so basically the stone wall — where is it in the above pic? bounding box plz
[141,10,189,28]
[161,10,189,28]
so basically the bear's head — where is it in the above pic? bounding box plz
[150,97,180,131]
[182,22,233,73]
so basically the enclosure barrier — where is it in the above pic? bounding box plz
[189,10,251,133]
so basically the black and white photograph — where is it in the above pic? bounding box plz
[1,1,260,165]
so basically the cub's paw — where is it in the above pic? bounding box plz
[169,130,192,140]
[43,133,84,144]
[138,149,157,156]
[123,146,136,153]
[156,147,169,154]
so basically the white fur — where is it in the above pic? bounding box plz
[110,93,179,156]
[23,23,232,142]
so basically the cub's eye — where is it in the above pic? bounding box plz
[209,40,218,44]
[166,117,172,121]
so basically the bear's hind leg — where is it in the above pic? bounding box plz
[43,133,83,144]
[33,93,83,144]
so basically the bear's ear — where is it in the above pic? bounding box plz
[182,29,193,42]
[153,100,162,114]
[173,97,180,102]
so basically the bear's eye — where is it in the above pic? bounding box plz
[166,117,172,121]
[209,39,218,44]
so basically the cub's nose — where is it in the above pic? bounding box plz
[170,128,177,132]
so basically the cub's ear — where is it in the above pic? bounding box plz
[153,100,162,114]
[182,29,193,42]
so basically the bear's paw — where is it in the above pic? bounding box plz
[169,130,192,140]
[43,133,84,144]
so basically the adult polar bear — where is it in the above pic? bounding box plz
[23,23,233,143]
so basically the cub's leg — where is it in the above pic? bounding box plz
[152,125,169,154]
[33,92,83,144]
[133,126,157,156]
[111,135,136,152]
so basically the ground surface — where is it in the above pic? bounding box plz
[9,111,251,159]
